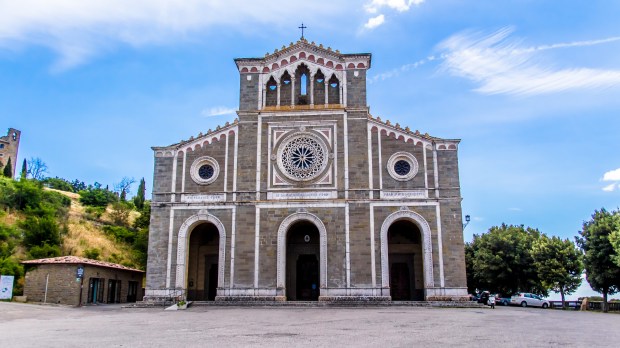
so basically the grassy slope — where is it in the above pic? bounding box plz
[2,188,141,267]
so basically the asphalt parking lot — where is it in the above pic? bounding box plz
[1,302,619,347]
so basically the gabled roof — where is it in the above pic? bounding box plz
[152,118,239,151]
[368,114,461,150]
[21,256,144,272]
[234,38,371,73]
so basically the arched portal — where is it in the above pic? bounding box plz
[277,212,327,301]
[186,223,220,301]
[286,221,319,300]
[175,212,226,300]
[380,209,434,300]
[387,221,424,300]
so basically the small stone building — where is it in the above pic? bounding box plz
[146,39,468,302]
[0,128,20,176]
[22,256,144,306]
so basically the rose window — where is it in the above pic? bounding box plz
[198,164,215,180]
[278,133,328,181]
[394,160,411,176]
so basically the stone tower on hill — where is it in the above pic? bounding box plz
[145,39,468,302]
[0,128,21,177]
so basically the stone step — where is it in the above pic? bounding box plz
[188,301,484,308]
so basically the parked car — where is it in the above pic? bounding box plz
[495,297,510,306]
[510,293,550,308]
[477,291,490,304]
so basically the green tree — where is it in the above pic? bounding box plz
[21,159,27,179]
[79,185,118,207]
[27,243,61,259]
[133,201,151,229]
[531,235,583,308]
[42,177,74,192]
[610,228,620,267]
[133,178,146,210]
[467,224,544,296]
[20,215,61,248]
[576,208,620,312]
[464,242,479,294]
[3,157,12,178]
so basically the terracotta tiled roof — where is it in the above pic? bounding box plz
[21,256,144,273]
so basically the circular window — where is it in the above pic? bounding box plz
[198,164,215,180]
[190,156,220,185]
[387,152,418,181]
[277,132,329,182]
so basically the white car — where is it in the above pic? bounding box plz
[510,293,550,308]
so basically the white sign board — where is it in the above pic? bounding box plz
[181,193,226,203]
[380,190,427,200]
[267,191,337,200]
[0,275,14,300]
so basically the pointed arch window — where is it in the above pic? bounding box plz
[301,74,307,95]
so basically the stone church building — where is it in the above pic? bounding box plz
[145,39,468,302]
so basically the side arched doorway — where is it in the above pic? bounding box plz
[387,221,424,300]
[186,223,220,301]
[286,221,320,301]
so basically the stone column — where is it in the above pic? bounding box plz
[277,82,281,107]
[309,73,315,106]
[262,83,267,109]
[324,81,328,106]
[291,76,296,106]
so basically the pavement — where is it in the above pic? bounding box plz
[1,301,619,347]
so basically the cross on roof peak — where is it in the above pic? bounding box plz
[298,23,307,40]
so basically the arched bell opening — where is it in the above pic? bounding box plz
[387,220,425,301]
[286,221,320,301]
[265,76,278,107]
[186,223,220,301]
[327,74,340,104]
[280,71,293,105]
[294,64,311,105]
[314,70,326,104]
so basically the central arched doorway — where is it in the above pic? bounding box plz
[387,220,425,301]
[286,221,320,301]
[186,223,220,301]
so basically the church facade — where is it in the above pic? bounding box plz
[145,39,468,302]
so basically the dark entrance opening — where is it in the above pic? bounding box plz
[286,221,320,301]
[388,220,424,301]
[127,281,139,302]
[187,223,219,301]
[87,278,105,304]
[107,279,121,303]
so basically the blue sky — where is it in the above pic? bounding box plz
[2,0,620,248]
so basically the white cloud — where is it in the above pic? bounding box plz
[364,15,385,30]
[602,183,617,192]
[603,168,620,181]
[201,106,236,117]
[365,0,425,13]
[437,27,620,96]
[508,207,522,212]
[0,0,343,69]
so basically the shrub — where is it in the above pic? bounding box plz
[84,206,105,220]
[83,248,101,260]
[109,202,131,226]
[20,215,61,248]
[103,225,135,244]
[42,177,74,192]
[27,243,61,259]
[79,187,117,207]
